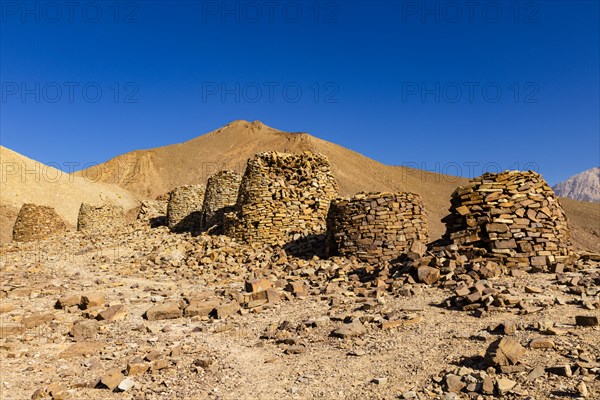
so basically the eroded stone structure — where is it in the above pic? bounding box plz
[224,151,338,247]
[137,199,168,227]
[12,203,67,242]
[326,192,429,264]
[166,185,205,233]
[77,203,126,234]
[201,170,242,232]
[442,170,573,270]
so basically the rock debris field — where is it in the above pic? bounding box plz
[0,152,598,400]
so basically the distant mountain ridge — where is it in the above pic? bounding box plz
[553,167,600,203]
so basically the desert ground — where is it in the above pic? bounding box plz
[1,121,598,400]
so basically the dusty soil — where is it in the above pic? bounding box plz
[1,224,598,400]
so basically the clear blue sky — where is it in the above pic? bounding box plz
[1,0,598,185]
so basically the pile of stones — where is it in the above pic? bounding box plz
[441,171,573,272]
[223,151,339,248]
[326,192,429,264]
[12,203,67,242]
[200,170,242,233]
[136,199,167,227]
[166,185,205,233]
[77,203,126,235]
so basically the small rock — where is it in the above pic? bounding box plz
[524,286,543,294]
[245,278,272,293]
[144,302,182,321]
[332,320,366,339]
[527,366,546,381]
[348,349,366,357]
[99,369,124,390]
[55,294,80,309]
[445,374,465,393]
[58,342,103,359]
[70,320,98,341]
[286,281,307,297]
[117,378,135,392]
[577,381,588,398]
[81,293,104,309]
[496,377,516,395]
[151,359,170,371]
[22,312,54,329]
[192,358,213,369]
[184,300,218,318]
[96,304,126,321]
[0,303,15,313]
[47,382,67,400]
[214,302,240,319]
[482,376,495,394]
[486,337,526,367]
[575,315,598,327]
[529,337,555,349]
[417,266,440,285]
[371,377,387,385]
[127,359,150,376]
[31,388,48,399]
[285,345,306,355]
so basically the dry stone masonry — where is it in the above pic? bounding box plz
[224,151,339,247]
[325,192,429,264]
[136,199,168,227]
[12,203,67,242]
[442,171,573,271]
[201,170,242,232]
[77,203,126,235]
[166,185,205,233]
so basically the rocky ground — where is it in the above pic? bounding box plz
[0,224,598,400]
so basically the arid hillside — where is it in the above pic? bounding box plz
[0,146,141,242]
[75,120,599,251]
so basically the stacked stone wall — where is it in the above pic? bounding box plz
[77,203,126,235]
[201,170,242,232]
[224,151,338,247]
[326,192,429,264]
[442,170,573,270]
[166,185,205,233]
[13,203,67,242]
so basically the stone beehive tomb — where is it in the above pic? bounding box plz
[136,199,168,227]
[12,203,67,242]
[77,203,126,234]
[167,184,205,232]
[442,170,573,270]
[325,192,429,264]
[201,170,242,232]
[224,151,339,246]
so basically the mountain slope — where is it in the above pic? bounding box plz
[0,146,142,242]
[75,120,600,252]
[75,120,466,239]
[553,167,600,203]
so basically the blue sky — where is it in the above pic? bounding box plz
[1,0,598,185]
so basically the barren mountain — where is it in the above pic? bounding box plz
[0,146,141,242]
[75,120,599,251]
[553,167,600,203]
[75,120,466,240]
